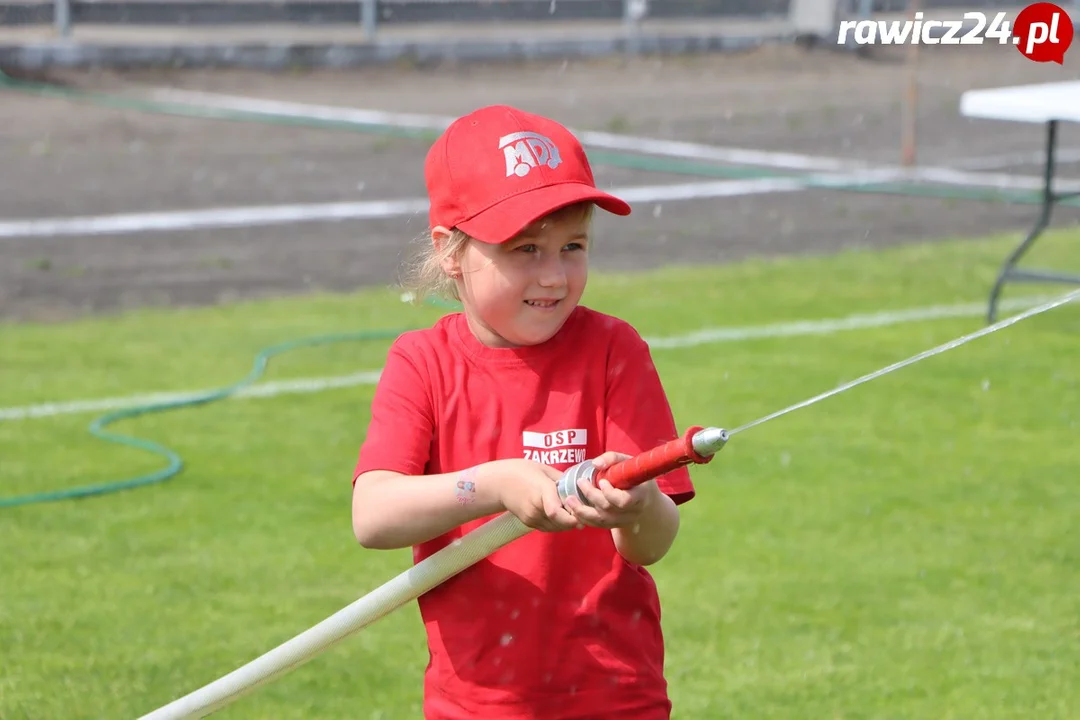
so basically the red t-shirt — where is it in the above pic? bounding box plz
[354,305,695,720]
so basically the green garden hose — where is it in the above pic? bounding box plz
[0,327,401,508]
[1,67,1073,509]
[0,295,460,510]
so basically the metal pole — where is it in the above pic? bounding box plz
[622,0,646,56]
[54,0,71,38]
[623,0,647,29]
[361,0,376,40]
[901,0,921,167]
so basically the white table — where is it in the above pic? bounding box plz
[960,81,1080,323]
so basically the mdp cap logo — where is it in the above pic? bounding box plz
[1013,2,1074,64]
[499,131,562,178]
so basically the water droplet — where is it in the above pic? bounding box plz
[982,379,991,391]
[500,633,513,647]
[780,451,791,468]
[630,610,642,624]
[510,608,520,620]
[652,204,663,218]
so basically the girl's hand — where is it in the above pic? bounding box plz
[565,451,658,530]
[491,459,581,533]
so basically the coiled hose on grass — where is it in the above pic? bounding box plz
[0,324,431,509]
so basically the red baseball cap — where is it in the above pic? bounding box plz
[424,105,632,244]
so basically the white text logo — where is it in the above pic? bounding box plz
[839,11,1012,46]
[499,131,562,178]
[837,5,1074,62]
[522,428,587,465]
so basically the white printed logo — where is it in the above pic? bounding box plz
[499,131,562,178]
[522,428,587,466]
[839,11,1011,46]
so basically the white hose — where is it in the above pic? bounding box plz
[139,511,531,720]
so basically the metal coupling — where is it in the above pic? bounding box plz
[556,459,596,507]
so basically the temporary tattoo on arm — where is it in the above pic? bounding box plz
[455,467,478,505]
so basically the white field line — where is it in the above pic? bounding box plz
[0,371,383,422]
[0,198,430,239]
[952,147,1080,171]
[3,163,1069,240]
[147,89,1080,193]
[148,88,858,173]
[0,178,807,239]
[644,295,1049,348]
[0,294,1052,423]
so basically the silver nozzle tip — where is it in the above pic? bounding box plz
[692,427,729,457]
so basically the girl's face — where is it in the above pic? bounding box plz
[441,205,591,348]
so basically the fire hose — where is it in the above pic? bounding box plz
[139,288,1080,720]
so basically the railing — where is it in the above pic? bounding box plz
[0,0,1045,51]
[2,0,792,37]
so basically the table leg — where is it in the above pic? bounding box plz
[986,120,1080,324]
[987,120,1057,324]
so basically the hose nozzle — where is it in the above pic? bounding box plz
[692,427,729,458]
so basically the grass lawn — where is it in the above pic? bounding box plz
[1,228,1078,719]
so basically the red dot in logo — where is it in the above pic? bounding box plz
[1013,2,1074,64]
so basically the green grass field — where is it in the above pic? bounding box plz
[2,228,1079,719]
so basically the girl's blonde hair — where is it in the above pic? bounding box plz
[399,202,596,305]
[399,227,473,304]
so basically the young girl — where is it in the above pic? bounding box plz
[352,105,696,720]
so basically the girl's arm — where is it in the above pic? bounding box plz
[352,458,580,550]
[610,483,681,566]
[352,467,502,550]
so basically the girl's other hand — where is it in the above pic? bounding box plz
[565,451,658,530]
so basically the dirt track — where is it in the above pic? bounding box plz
[2,42,1079,322]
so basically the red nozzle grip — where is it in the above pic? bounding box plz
[594,426,712,490]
